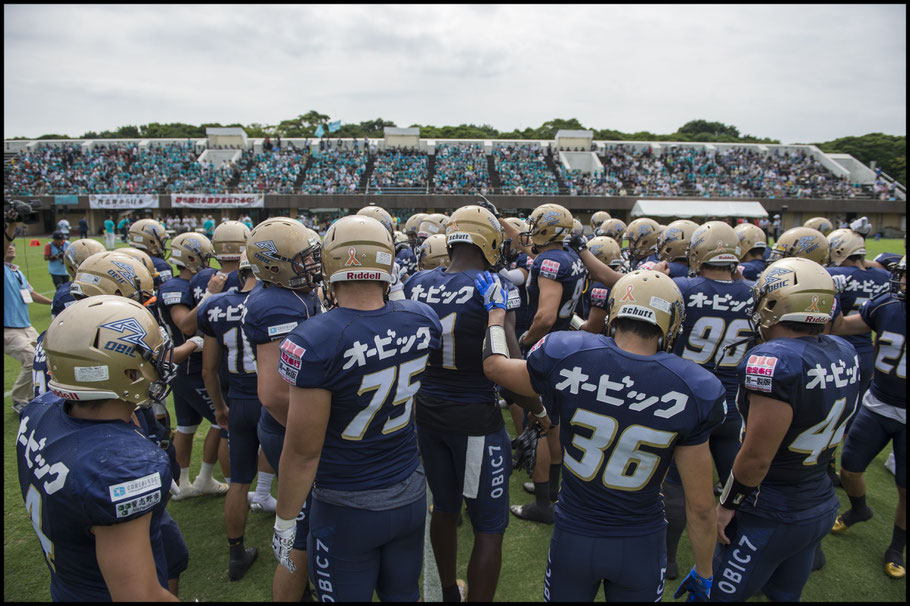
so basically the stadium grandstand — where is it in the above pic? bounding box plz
[4,126,905,237]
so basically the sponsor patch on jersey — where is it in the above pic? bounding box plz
[109,471,161,502]
[63,300,77,308]
[158,270,172,281]
[268,322,298,337]
[73,365,109,382]
[744,354,778,393]
[116,491,161,519]
[540,259,561,279]
[506,288,521,310]
[162,291,183,305]
[278,357,299,384]
[591,288,608,303]
[529,334,548,354]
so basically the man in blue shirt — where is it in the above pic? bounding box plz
[44,231,70,288]
[104,215,116,249]
[4,242,52,413]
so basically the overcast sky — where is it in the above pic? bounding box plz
[4,4,906,143]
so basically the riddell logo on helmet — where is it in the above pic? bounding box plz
[345,270,381,280]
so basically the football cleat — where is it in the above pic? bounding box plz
[170,483,199,501]
[885,451,896,475]
[831,507,874,533]
[666,560,679,580]
[228,546,259,581]
[885,549,906,579]
[248,492,277,513]
[456,579,467,602]
[510,502,553,524]
[192,475,229,496]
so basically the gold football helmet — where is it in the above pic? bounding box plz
[588,236,623,269]
[769,227,829,265]
[590,211,612,232]
[211,220,250,261]
[734,223,768,258]
[571,219,584,238]
[71,251,155,304]
[63,238,106,280]
[606,270,686,352]
[405,213,428,237]
[596,218,627,240]
[357,205,395,236]
[417,213,449,244]
[128,218,169,257]
[826,228,867,266]
[521,203,574,248]
[44,295,175,408]
[112,247,158,282]
[446,205,503,267]
[803,217,834,236]
[658,220,700,263]
[247,217,321,290]
[418,234,449,270]
[322,215,395,297]
[750,257,835,335]
[504,217,528,233]
[688,221,741,274]
[623,218,662,261]
[169,232,214,274]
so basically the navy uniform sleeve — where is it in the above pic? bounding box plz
[589,282,610,310]
[82,443,171,526]
[159,279,193,309]
[51,283,75,317]
[738,344,800,405]
[505,280,522,312]
[858,294,882,330]
[278,330,328,387]
[241,288,302,345]
[676,370,726,446]
[526,332,581,402]
[196,295,217,337]
[189,269,214,304]
[153,257,173,282]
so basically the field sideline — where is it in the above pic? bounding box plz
[4,235,905,602]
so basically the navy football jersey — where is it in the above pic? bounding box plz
[396,248,418,278]
[874,252,903,269]
[526,247,586,334]
[32,331,50,399]
[510,252,533,336]
[860,293,906,408]
[277,300,442,491]
[241,281,320,348]
[526,332,725,537]
[17,394,171,601]
[189,268,242,306]
[673,277,754,419]
[736,336,861,520]
[155,276,199,375]
[738,258,766,281]
[580,280,610,322]
[198,290,258,399]
[51,281,76,318]
[667,261,689,278]
[150,255,173,283]
[828,265,890,356]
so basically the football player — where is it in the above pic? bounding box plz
[395,230,419,279]
[827,228,891,399]
[595,218,626,242]
[657,219,699,278]
[357,205,408,299]
[197,251,261,580]
[273,215,443,602]
[128,218,174,281]
[178,220,249,336]
[712,257,861,601]
[804,217,834,236]
[17,296,178,601]
[156,232,230,500]
[416,213,449,248]
[768,226,830,266]
[477,269,723,601]
[53,238,105,317]
[405,212,428,249]
[623,218,662,269]
[242,216,322,601]
[831,256,906,579]
[734,223,768,281]
[662,221,753,580]
[505,203,585,524]
[577,236,623,335]
[589,210,611,236]
[405,205,548,601]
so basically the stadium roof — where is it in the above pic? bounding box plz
[631,200,768,219]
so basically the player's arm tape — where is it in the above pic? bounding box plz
[482,325,510,361]
[718,471,757,510]
[274,515,296,531]
[532,406,548,419]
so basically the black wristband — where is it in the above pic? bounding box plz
[719,472,757,510]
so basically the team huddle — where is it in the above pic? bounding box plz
[13,201,906,602]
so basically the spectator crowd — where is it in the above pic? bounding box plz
[492,143,560,195]
[368,149,428,192]
[432,143,490,194]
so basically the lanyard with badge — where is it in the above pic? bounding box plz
[9,266,32,303]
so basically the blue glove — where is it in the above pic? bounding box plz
[673,567,712,602]
[474,270,507,311]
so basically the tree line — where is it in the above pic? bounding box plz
[9,114,905,185]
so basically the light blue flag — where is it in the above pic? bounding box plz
[328,120,341,133]
[314,124,325,138]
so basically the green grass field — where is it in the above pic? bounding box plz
[4,236,906,601]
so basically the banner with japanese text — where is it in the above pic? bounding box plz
[88,194,159,209]
[170,194,264,209]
